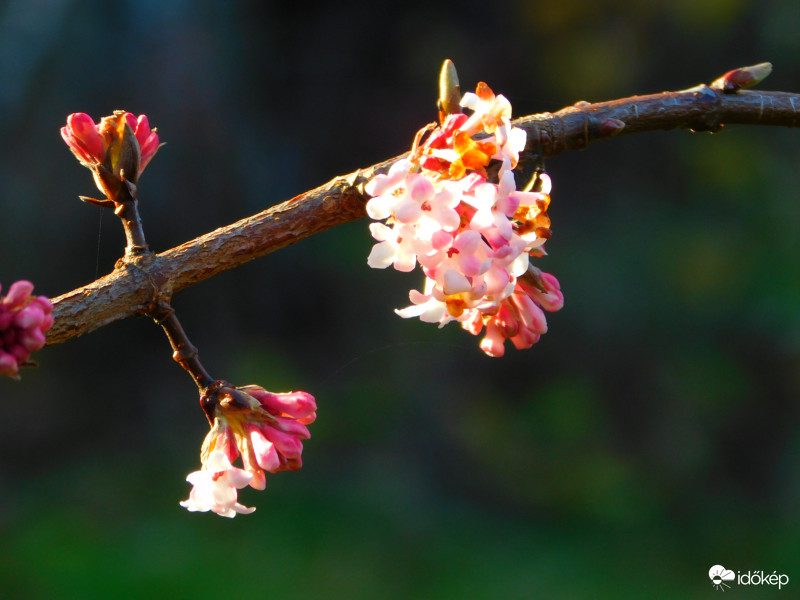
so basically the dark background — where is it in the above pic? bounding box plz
[1,1,799,598]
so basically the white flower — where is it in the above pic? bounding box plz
[459,83,512,137]
[367,222,431,272]
[180,450,256,518]
[364,159,412,220]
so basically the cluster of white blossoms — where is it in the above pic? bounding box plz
[365,82,563,357]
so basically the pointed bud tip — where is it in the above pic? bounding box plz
[711,62,773,92]
[438,59,461,121]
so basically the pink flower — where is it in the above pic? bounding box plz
[180,450,256,518]
[0,280,54,379]
[61,111,161,202]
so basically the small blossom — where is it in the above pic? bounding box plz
[367,222,429,272]
[459,82,513,140]
[0,280,54,378]
[179,450,256,518]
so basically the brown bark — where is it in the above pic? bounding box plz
[46,83,800,346]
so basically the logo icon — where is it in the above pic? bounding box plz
[709,565,736,591]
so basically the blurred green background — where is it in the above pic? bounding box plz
[1,0,799,598]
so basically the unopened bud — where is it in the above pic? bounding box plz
[438,59,461,122]
[61,113,106,167]
[100,111,141,184]
[711,62,773,92]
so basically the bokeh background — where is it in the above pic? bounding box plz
[1,0,799,598]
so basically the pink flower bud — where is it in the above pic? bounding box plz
[0,280,52,378]
[0,351,18,377]
[240,385,317,420]
[532,272,564,312]
[262,427,304,459]
[130,114,161,172]
[2,280,33,310]
[494,303,520,338]
[19,328,46,352]
[511,293,548,334]
[236,439,267,491]
[511,329,540,350]
[273,416,311,439]
[248,424,281,473]
[12,305,44,329]
[61,113,105,166]
[479,321,507,357]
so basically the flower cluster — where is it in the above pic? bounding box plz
[0,280,53,378]
[61,111,160,204]
[180,384,316,517]
[365,82,563,356]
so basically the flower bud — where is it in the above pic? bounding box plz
[0,280,53,378]
[438,59,461,122]
[101,111,141,184]
[247,424,281,473]
[62,110,161,204]
[2,280,34,310]
[12,304,45,329]
[711,62,772,92]
[0,351,18,377]
[61,113,106,167]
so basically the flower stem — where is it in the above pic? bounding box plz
[150,301,215,390]
[114,199,149,256]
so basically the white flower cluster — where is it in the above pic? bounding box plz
[365,82,563,356]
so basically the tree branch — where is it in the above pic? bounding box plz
[47,81,800,346]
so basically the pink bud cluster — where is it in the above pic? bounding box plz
[0,281,53,378]
[181,385,316,517]
[365,82,564,356]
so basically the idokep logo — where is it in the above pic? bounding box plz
[709,565,735,591]
[709,564,790,591]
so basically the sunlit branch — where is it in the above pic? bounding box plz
[47,75,800,346]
